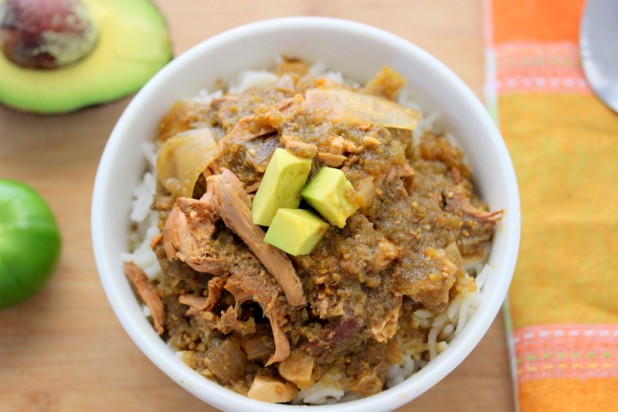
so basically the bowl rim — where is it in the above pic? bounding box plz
[92,16,520,412]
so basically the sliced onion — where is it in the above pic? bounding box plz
[207,339,247,384]
[306,88,419,130]
[156,128,220,198]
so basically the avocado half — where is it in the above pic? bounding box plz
[0,0,172,114]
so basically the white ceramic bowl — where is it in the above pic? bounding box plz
[92,16,520,412]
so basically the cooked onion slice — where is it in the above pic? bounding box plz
[156,128,220,198]
[306,88,419,130]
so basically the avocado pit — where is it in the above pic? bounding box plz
[0,0,172,113]
[0,0,98,69]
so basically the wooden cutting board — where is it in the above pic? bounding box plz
[0,1,514,411]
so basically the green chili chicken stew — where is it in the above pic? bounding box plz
[122,58,501,404]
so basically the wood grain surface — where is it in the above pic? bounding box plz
[0,1,515,411]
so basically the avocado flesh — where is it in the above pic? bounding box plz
[251,148,312,227]
[264,208,329,256]
[0,0,172,113]
[301,167,361,228]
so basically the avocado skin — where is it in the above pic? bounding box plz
[0,0,173,114]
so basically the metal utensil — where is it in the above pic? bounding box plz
[580,0,618,112]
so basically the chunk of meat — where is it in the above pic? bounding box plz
[162,193,225,275]
[209,169,306,307]
[221,95,307,149]
[301,316,365,363]
[275,94,307,118]
[221,115,276,149]
[355,176,377,208]
[225,268,291,365]
[371,238,399,272]
[444,190,502,224]
[418,134,470,179]
[280,134,318,158]
[178,294,209,316]
[200,307,257,335]
[124,262,166,335]
[331,134,361,154]
[316,152,347,167]
[387,161,415,183]
[314,133,363,167]
[369,295,402,342]
[205,276,226,310]
[394,247,458,308]
[253,95,307,130]
[178,276,226,315]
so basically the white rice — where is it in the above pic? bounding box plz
[228,71,279,94]
[141,304,152,317]
[308,60,346,85]
[121,142,162,281]
[297,384,346,405]
[193,89,223,105]
[121,212,161,280]
[204,58,347,101]
[124,62,489,404]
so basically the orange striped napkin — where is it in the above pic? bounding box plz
[483,0,618,410]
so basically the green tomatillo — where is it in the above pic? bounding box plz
[0,179,61,308]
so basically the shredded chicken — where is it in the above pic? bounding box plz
[280,135,318,158]
[445,189,503,224]
[205,276,226,310]
[221,115,276,148]
[221,95,307,148]
[178,275,226,315]
[162,194,225,275]
[208,169,306,307]
[178,294,210,316]
[124,262,166,335]
[316,152,347,167]
[225,269,291,365]
[180,293,257,335]
[370,295,402,342]
[371,239,399,272]
[201,307,257,335]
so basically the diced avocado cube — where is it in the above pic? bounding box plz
[264,209,329,256]
[301,167,361,228]
[251,148,313,226]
